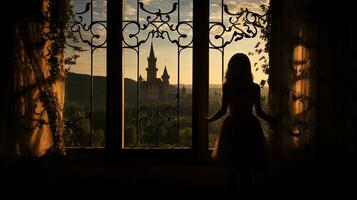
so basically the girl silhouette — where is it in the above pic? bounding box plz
[206,53,274,188]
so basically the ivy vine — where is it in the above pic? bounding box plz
[21,0,82,155]
[249,3,272,89]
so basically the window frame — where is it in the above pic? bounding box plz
[66,0,271,161]
[102,0,209,160]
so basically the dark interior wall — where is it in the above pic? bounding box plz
[0,2,14,154]
[313,0,357,157]
[0,1,43,77]
[305,1,357,189]
[0,0,44,155]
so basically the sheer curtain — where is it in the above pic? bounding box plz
[3,0,66,157]
[269,0,317,159]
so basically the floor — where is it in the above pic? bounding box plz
[1,153,356,196]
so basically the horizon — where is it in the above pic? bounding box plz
[67,72,269,89]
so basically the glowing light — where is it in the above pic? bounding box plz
[291,79,310,115]
[292,44,310,76]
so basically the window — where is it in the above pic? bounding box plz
[122,0,193,149]
[64,0,270,157]
[64,0,107,148]
[208,0,270,147]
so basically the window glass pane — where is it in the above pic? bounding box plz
[209,0,270,148]
[123,0,193,148]
[64,0,107,148]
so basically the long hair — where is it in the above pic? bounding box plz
[225,53,253,88]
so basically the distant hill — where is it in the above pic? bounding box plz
[65,72,106,109]
[124,77,137,103]
[65,73,269,108]
[66,73,178,108]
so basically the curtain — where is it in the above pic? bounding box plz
[3,0,66,157]
[269,0,317,159]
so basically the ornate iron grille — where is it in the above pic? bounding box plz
[207,0,268,147]
[63,0,269,149]
[209,1,267,82]
[122,0,193,148]
[64,0,107,147]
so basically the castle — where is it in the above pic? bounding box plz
[139,42,170,100]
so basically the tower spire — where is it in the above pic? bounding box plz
[149,41,155,59]
[162,66,170,86]
[147,40,158,82]
[162,66,169,78]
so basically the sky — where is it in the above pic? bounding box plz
[66,0,269,85]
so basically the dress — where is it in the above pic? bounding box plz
[212,83,268,169]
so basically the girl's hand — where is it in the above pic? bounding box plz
[203,116,211,122]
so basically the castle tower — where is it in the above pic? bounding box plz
[138,75,143,83]
[161,66,170,87]
[146,42,158,82]
[181,85,187,98]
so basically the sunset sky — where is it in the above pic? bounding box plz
[66,0,269,85]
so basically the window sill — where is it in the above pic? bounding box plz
[63,147,213,164]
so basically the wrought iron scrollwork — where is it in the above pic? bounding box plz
[68,2,107,50]
[138,106,177,147]
[65,0,107,147]
[122,1,193,148]
[209,5,266,49]
[123,2,193,49]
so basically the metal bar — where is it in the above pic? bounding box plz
[106,0,122,150]
[221,0,224,84]
[177,49,180,146]
[136,48,140,146]
[136,0,140,147]
[193,0,209,158]
[89,0,94,146]
[177,0,180,146]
